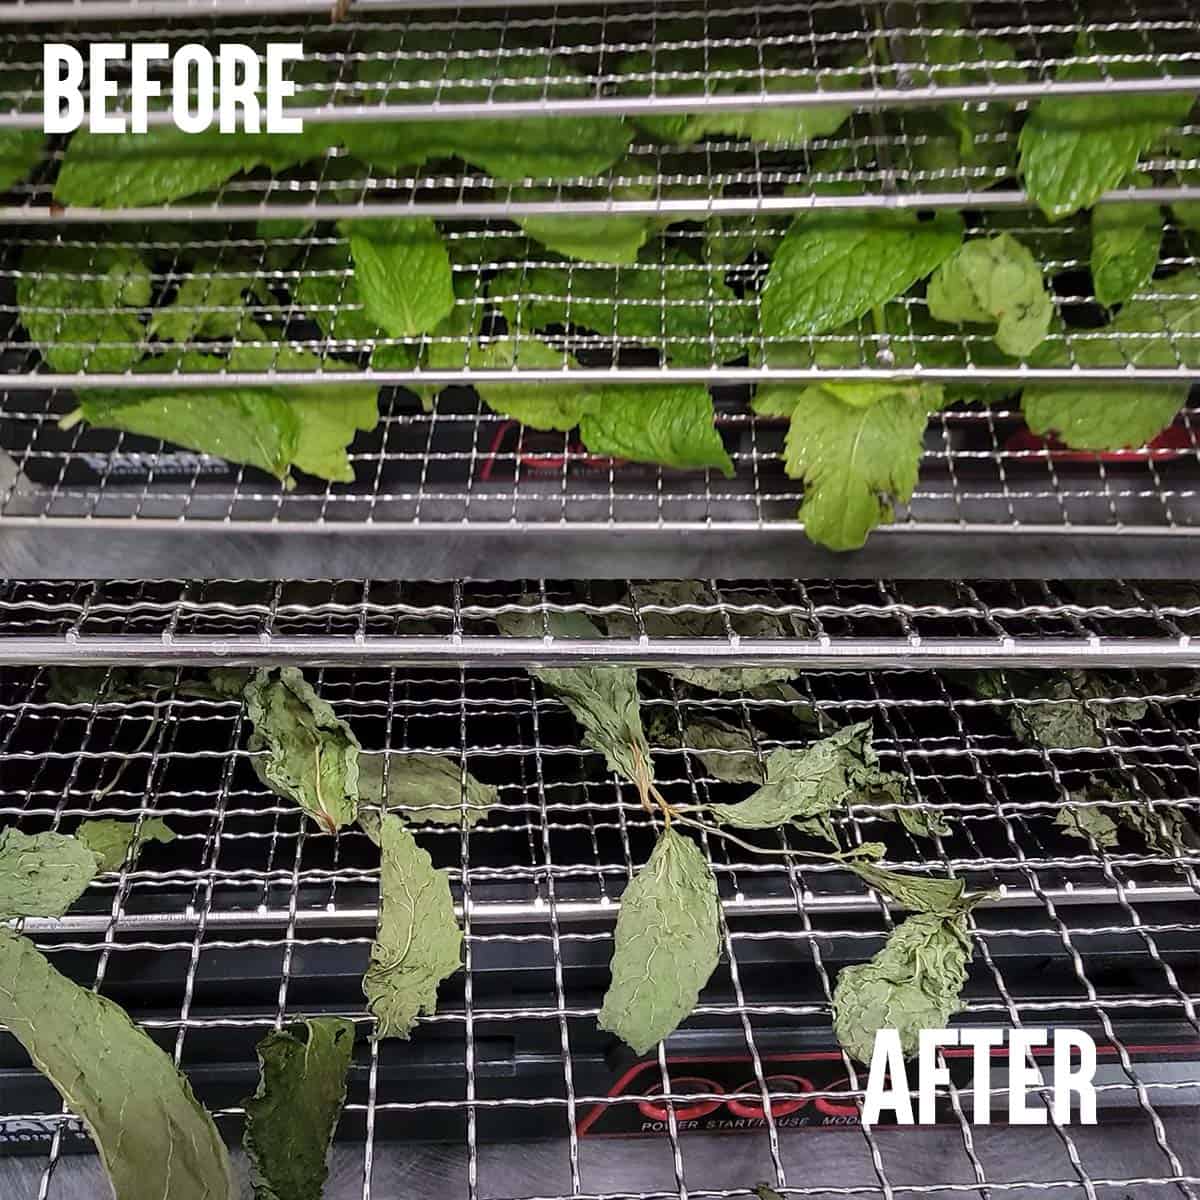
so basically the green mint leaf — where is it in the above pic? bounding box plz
[76,385,300,483]
[294,244,389,345]
[0,927,236,1199]
[848,864,974,914]
[598,828,721,1055]
[19,244,150,374]
[345,219,455,338]
[0,829,98,919]
[646,712,765,785]
[365,814,463,1040]
[832,910,975,1062]
[1021,271,1200,450]
[782,382,943,551]
[55,119,334,208]
[76,345,379,485]
[620,42,859,147]
[244,668,360,834]
[243,1017,355,1200]
[342,30,631,180]
[76,818,175,874]
[926,234,1053,356]
[497,608,654,801]
[148,272,263,343]
[0,127,44,193]
[1090,187,1163,308]
[1019,39,1195,220]
[467,338,587,431]
[495,250,753,366]
[45,667,176,704]
[761,211,964,337]
[578,385,734,476]
[358,753,498,834]
[1055,799,1120,848]
[906,34,1023,181]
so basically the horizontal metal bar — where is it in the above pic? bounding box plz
[0,633,1196,670]
[11,362,1200,389]
[4,75,1199,131]
[3,519,1199,581]
[13,883,1194,936]
[0,0,619,20]
[12,183,1192,226]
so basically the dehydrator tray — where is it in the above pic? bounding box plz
[2,646,1198,1189]
[2,0,1200,578]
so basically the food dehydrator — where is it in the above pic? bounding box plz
[2,3,1200,1200]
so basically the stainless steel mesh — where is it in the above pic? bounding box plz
[1,656,1198,1196]
[2,577,1200,668]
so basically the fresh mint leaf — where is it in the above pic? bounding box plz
[495,250,753,366]
[1021,270,1200,450]
[1019,37,1196,220]
[906,34,1023,181]
[620,42,860,147]
[55,120,334,208]
[597,828,721,1055]
[19,244,150,374]
[365,813,463,1039]
[832,909,975,1062]
[344,219,455,338]
[0,927,236,1199]
[497,608,655,805]
[578,386,734,476]
[73,384,301,482]
[0,828,98,919]
[243,1017,355,1200]
[76,818,175,874]
[358,752,498,832]
[926,234,1053,356]
[244,667,360,834]
[0,127,44,193]
[294,244,387,345]
[342,30,631,181]
[1090,185,1163,307]
[148,271,263,343]
[466,337,584,430]
[782,380,945,551]
[761,211,963,337]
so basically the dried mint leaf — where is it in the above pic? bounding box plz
[832,909,976,1063]
[646,711,765,785]
[497,608,654,804]
[960,670,1146,750]
[244,668,360,833]
[0,828,99,919]
[365,813,463,1040]
[1056,804,1120,846]
[243,1017,356,1200]
[358,752,498,834]
[77,818,176,874]
[0,926,236,1200]
[847,863,975,915]
[598,828,720,1055]
[706,722,947,843]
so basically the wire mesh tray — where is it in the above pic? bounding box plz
[2,658,1198,1190]
[2,577,1200,669]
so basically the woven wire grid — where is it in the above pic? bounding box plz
[1,660,1199,1197]
[2,577,1200,666]
[3,0,1200,221]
